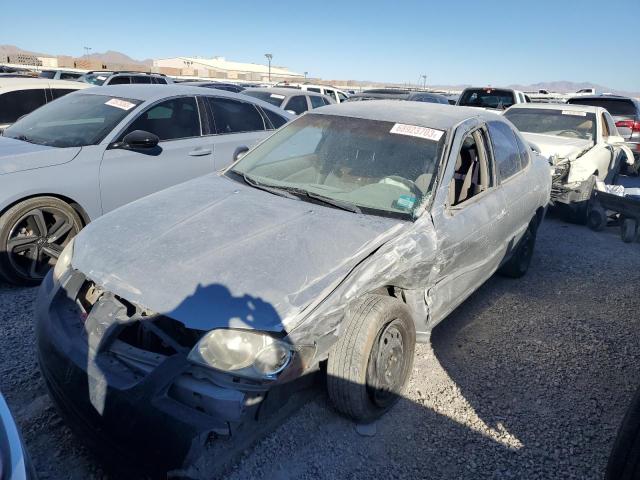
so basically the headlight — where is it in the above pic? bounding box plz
[53,238,74,282]
[188,329,293,380]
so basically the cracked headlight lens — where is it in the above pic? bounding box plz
[53,238,74,282]
[188,329,292,380]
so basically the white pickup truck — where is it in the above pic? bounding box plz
[456,87,529,110]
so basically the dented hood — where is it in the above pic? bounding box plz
[522,132,592,160]
[0,136,81,175]
[72,174,404,332]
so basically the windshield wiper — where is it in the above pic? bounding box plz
[230,170,297,199]
[7,134,34,144]
[299,191,362,214]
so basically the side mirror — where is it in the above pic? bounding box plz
[122,130,159,149]
[233,146,250,162]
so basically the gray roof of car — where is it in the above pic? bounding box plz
[506,103,601,114]
[310,100,502,130]
[247,87,329,98]
[77,84,293,117]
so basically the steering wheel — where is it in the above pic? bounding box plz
[379,176,423,199]
[557,129,582,139]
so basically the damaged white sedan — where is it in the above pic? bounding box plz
[35,102,550,473]
[504,103,635,222]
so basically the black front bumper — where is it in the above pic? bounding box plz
[35,272,249,474]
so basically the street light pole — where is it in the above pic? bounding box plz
[421,74,427,89]
[265,53,273,82]
[83,46,92,57]
[304,71,308,80]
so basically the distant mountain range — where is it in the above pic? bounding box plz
[2,44,638,97]
[0,44,152,67]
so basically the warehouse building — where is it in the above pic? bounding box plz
[153,56,304,82]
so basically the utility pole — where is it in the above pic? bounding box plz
[83,46,92,57]
[304,71,308,80]
[265,53,273,82]
[421,74,427,89]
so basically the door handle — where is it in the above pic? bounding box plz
[188,148,212,156]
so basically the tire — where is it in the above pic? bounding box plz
[327,294,416,422]
[0,197,82,286]
[499,220,538,279]
[587,203,608,232]
[564,175,596,225]
[606,385,640,480]
[621,218,638,244]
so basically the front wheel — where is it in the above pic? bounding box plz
[327,295,416,422]
[0,197,82,286]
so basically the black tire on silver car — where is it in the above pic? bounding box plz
[327,294,416,422]
[0,197,82,286]
[499,218,538,279]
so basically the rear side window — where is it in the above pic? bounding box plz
[59,72,81,80]
[50,88,78,100]
[513,132,530,169]
[568,98,637,116]
[152,77,167,85]
[123,96,200,141]
[337,92,348,102]
[487,121,522,181]
[307,87,321,93]
[207,97,265,134]
[39,71,56,79]
[284,95,308,115]
[132,76,152,84]
[263,109,288,129]
[309,96,325,108]
[108,76,131,85]
[0,89,47,124]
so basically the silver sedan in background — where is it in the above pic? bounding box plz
[0,85,292,285]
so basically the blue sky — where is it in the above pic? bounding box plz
[2,0,639,91]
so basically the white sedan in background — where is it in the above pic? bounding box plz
[503,103,634,222]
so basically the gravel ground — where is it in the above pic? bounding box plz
[1,183,639,479]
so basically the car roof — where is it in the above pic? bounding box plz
[248,87,328,98]
[311,100,502,130]
[0,77,90,89]
[568,94,638,103]
[78,84,295,118]
[506,103,602,114]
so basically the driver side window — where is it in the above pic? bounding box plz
[449,129,492,207]
[122,97,201,141]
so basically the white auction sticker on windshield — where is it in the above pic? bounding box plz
[390,123,444,141]
[105,98,136,111]
[562,110,587,117]
[270,94,285,99]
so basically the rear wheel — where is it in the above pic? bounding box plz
[0,197,82,285]
[499,220,538,278]
[327,295,415,422]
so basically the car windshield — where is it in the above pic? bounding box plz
[242,90,285,107]
[504,108,597,141]
[81,73,111,86]
[229,113,446,218]
[3,93,141,148]
[458,88,516,109]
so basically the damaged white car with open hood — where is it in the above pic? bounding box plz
[35,102,550,475]
[504,103,635,222]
